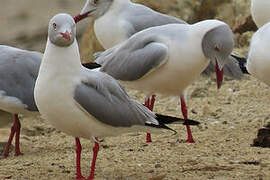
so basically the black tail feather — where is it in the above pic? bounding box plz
[231,54,249,74]
[82,62,101,69]
[155,114,200,126]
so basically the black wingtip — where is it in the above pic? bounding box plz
[183,120,200,126]
[155,114,200,126]
[231,54,250,74]
[82,62,101,69]
[145,123,177,134]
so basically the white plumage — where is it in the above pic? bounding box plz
[251,0,270,28]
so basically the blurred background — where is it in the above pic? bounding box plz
[0,0,88,51]
[0,0,252,61]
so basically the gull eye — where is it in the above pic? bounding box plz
[94,0,99,4]
[53,23,57,30]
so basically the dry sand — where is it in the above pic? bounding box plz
[1,75,270,180]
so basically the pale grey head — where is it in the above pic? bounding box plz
[202,24,234,70]
[79,0,113,20]
[48,13,76,47]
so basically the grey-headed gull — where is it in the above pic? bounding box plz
[74,0,242,143]
[34,13,200,180]
[0,45,41,158]
[251,0,270,28]
[94,19,234,143]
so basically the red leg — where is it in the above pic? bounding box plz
[1,114,20,158]
[149,95,156,111]
[145,95,156,143]
[75,138,86,180]
[88,138,100,180]
[144,97,150,108]
[180,96,195,143]
[145,97,152,143]
[146,133,152,143]
[14,114,23,156]
[215,59,224,89]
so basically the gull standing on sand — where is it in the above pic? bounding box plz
[93,20,234,143]
[251,0,270,28]
[0,46,41,158]
[74,0,242,143]
[34,13,200,180]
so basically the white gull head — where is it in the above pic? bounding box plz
[48,13,76,47]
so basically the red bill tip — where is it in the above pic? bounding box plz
[215,59,224,89]
[74,11,90,23]
[60,31,71,41]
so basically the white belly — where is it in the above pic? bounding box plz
[0,91,35,115]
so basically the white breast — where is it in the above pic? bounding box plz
[0,91,33,115]
[94,9,130,49]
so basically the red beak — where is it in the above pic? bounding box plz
[74,11,91,23]
[60,31,71,41]
[215,59,224,89]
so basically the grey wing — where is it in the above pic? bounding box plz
[74,71,158,127]
[0,46,42,111]
[125,3,186,36]
[202,55,244,79]
[96,35,168,81]
[93,43,123,65]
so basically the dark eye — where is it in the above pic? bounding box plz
[94,0,99,4]
[53,23,57,30]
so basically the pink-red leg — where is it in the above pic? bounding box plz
[88,138,100,180]
[145,95,156,143]
[14,114,22,156]
[149,95,156,110]
[1,114,22,158]
[215,59,224,89]
[75,137,85,180]
[180,96,195,143]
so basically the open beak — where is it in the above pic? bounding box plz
[60,31,71,41]
[74,9,95,23]
[215,59,224,89]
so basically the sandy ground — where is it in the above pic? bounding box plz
[0,0,270,180]
[1,75,270,180]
